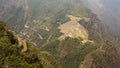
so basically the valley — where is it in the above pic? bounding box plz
[0,0,120,68]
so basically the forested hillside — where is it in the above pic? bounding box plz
[0,0,120,68]
[0,21,61,68]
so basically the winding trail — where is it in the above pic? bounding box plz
[16,35,28,52]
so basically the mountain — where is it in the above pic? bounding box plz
[0,21,61,68]
[0,0,120,68]
[81,0,120,39]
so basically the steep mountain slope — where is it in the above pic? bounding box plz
[81,0,120,39]
[0,21,61,68]
[0,0,120,68]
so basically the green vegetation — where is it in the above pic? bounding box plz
[1,0,120,68]
[0,21,61,68]
[21,0,93,47]
[42,37,99,68]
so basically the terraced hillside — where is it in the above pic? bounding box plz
[58,15,92,43]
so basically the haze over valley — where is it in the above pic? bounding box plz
[0,0,120,68]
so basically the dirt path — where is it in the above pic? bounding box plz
[16,35,28,52]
